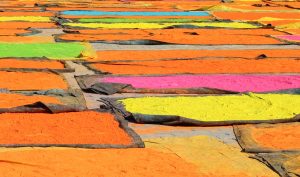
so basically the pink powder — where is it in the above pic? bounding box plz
[276,35,300,42]
[100,75,300,92]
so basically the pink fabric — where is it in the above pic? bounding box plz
[100,75,300,92]
[276,35,300,42]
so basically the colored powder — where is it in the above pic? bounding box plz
[78,18,207,23]
[0,71,68,90]
[0,43,89,60]
[0,16,51,22]
[90,59,300,75]
[0,112,132,145]
[0,22,56,29]
[120,94,300,121]
[0,93,61,108]
[0,36,54,43]
[101,75,300,92]
[251,123,300,150]
[274,35,300,42]
[277,22,300,29]
[62,10,210,16]
[62,28,282,45]
[0,148,199,177]
[65,22,259,29]
[213,12,300,21]
[0,59,64,69]
[0,29,31,36]
[96,49,300,61]
[145,136,278,177]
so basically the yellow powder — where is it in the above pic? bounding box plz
[120,93,300,121]
[0,16,51,22]
[145,136,278,177]
[276,22,300,29]
[65,22,259,29]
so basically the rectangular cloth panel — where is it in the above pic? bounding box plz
[0,36,54,43]
[0,93,61,109]
[87,59,300,75]
[145,136,278,177]
[0,16,51,22]
[0,111,141,148]
[0,148,199,177]
[0,59,65,70]
[95,49,300,61]
[273,35,300,44]
[0,43,94,60]
[61,10,210,16]
[117,94,300,125]
[0,22,56,29]
[0,71,68,90]
[58,28,283,45]
[63,21,260,29]
[83,74,300,93]
[255,152,300,177]
[212,12,300,21]
[234,123,300,152]
[0,29,35,36]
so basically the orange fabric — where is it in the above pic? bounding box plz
[0,112,132,145]
[95,49,300,61]
[0,59,64,69]
[0,148,199,177]
[0,71,68,90]
[0,36,53,43]
[0,29,31,36]
[90,59,300,75]
[0,12,54,16]
[59,29,283,45]
[213,12,300,21]
[0,93,61,108]
[0,22,56,29]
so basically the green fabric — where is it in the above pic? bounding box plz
[0,43,87,60]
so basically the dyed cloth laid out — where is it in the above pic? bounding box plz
[0,59,73,72]
[76,74,300,94]
[0,71,68,90]
[0,147,199,177]
[0,93,61,108]
[273,35,300,44]
[255,152,300,177]
[58,29,284,45]
[62,21,260,29]
[0,111,143,148]
[145,136,278,177]
[95,49,300,61]
[87,59,300,75]
[0,43,94,60]
[234,123,300,152]
[61,10,211,17]
[113,93,300,125]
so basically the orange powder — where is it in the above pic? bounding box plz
[0,36,53,43]
[0,22,56,29]
[60,29,283,45]
[0,112,132,145]
[90,59,300,75]
[0,71,68,90]
[0,29,31,36]
[0,59,64,69]
[213,12,300,21]
[95,49,300,61]
[252,123,300,150]
[0,12,54,16]
[0,93,61,108]
[0,148,199,177]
